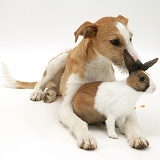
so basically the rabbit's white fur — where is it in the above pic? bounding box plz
[94,76,155,138]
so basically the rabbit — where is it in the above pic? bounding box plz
[73,50,158,139]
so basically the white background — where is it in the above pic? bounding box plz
[0,0,160,160]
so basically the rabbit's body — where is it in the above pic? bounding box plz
[95,80,141,118]
[73,50,158,139]
[74,80,142,138]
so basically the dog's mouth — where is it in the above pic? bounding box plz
[112,60,128,74]
[111,49,142,74]
[111,54,127,74]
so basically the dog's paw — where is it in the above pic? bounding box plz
[30,90,46,101]
[78,134,97,150]
[128,136,149,149]
[44,89,57,103]
[108,131,118,139]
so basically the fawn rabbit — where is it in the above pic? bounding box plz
[73,50,158,139]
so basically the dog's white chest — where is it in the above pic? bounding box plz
[85,54,115,83]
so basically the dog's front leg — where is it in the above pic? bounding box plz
[30,74,53,101]
[120,111,149,149]
[59,74,97,150]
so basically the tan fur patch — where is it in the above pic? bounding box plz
[73,82,106,124]
[127,70,150,92]
[15,81,37,89]
[116,15,128,26]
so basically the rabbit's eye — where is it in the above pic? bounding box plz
[139,76,146,83]
[130,37,132,42]
[110,39,120,46]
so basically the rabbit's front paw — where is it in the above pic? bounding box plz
[108,131,118,139]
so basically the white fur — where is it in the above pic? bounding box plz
[0,61,17,87]
[85,50,116,83]
[143,71,156,93]
[94,78,152,138]
[116,22,141,61]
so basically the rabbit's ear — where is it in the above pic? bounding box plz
[123,49,138,74]
[142,58,158,71]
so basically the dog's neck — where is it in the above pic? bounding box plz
[69,38,116,82]
[85,47,116,83]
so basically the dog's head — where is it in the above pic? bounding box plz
[74,15,140,72]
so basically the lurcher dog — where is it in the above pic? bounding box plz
[1,15,149,150]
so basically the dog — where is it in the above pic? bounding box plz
[2,15,149,150]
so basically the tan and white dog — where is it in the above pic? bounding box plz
[2,15,149,150]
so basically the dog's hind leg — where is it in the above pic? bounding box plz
[44,87,57,103]
[44,68,64,103]
[30,52,68,101]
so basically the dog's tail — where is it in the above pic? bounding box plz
[0,62,37,89]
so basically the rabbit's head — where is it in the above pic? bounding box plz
[124,49,158,93]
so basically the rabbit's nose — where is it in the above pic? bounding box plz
[153,86,156,91]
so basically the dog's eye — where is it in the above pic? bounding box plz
[110,39,120,46]
[139,76,146,83]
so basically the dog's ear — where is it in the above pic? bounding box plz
[74,21,98,42]
[117,15,128,26]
